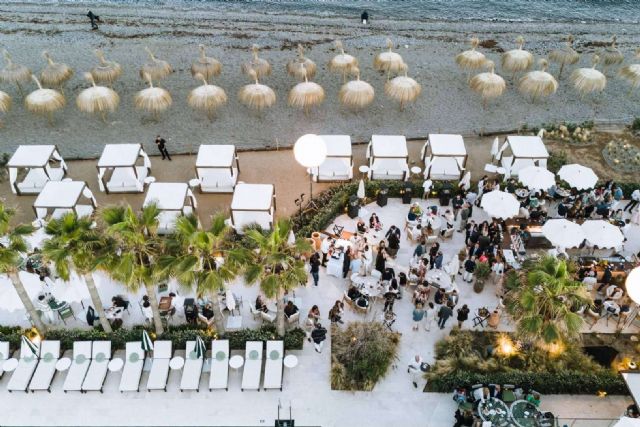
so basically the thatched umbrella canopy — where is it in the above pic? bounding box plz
[238,69,276,111]
[619,48,640,94]
[241,44,271,79]
[134,73,172,120]
[602,35,624,73]
[187,73,227,121]
[40,51,73,91]
[191,44,222,81]
[76,72,120,122]
[1,51,32,95]
[571,54,606,96]
[0,90,11,113]
[339,67,374,111]
[502,36,533,77]
[139,47,173,81]
[25,75,65,125]
[518,59,558,102]
[91,50,122,87]
[288,66,325,114]
[549,34,580,78]
[470,60,506,108]
[456,37,486,79]
[384,63,421,111]
[286,44,316,80]
[374,38,404,80]
[329,40,358,83]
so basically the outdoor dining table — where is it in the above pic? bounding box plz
[425,269,453,292]
[515,188,530,199]
[510,400,539,427]
[351,274,378,288]
[478,397,511,427]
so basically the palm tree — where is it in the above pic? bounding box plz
[242,220,311,336]
[158,213,244,334]
[504,256,591,344]
[42,212,112,332]
[0,203,45,331]
[100,204,165,334]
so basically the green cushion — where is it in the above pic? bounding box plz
[269,350,280,360]
[43,352,54,363]
[75,354,87,364]
[24,355,35,363]
[249,350,259,360]
[188,350,198,360]
[215,351,226,361]
[129,352,140,363]
[95,352,106,363]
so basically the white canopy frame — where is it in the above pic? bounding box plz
[421,134,467,181]
[195,145,240,193]
[8,145,67,195]
[96,144,151,194]
[494,136,549,177]
[33,181,97,221]
[143,182,198,235]
[230,183,276,233]
[312,135,353,182]
[366,135,409,181]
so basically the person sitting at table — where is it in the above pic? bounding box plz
[255,295,269,313]
[526,392,541,407]
[398,272,408,287]
[434,288,445,305]
[382,267,395,282]
[473,386,489,403]
[529,206,546,222]
[596,265,613,293]
[606,285,624,300]
[355,295,369,309]
[111,295,127,309]
[556,199,568,218]
[453,409,475,427]
[489,384,502,400]
[448,289,459,307]
[284,300,299,318]
[369,213,382,231]
[328,300,344,324]
[347,285,362,301]
[356,219,367,234]
[603,298,621,315]
[407,203,422,221]
[197,303,215,327]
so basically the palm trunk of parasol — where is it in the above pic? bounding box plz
[207,110,215,122]
[342,70,347,83]
[399,100,405,112]
[16,82,24,96]
[47,112,54,126]
[558,62,565,78]
[100,111,107,123]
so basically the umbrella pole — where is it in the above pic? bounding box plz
[16,82,23,96]
[100,111,107,123]
[558,62,565,78]
[47,111,54,126]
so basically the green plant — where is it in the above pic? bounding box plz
[547,150,568,174]
[473,262,491,293]
[0,153,9,182]
[631,117,640,131]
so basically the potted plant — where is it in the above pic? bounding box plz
[473,262,491,293]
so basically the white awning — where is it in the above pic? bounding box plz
[231,183,274,211]
[370,135,408,158]
[622,372,640,412]
[505,136,549,158]
[143,182,189,210]
[34,181,86,209]
[318,135,351,157]
[196,145,236,168]
[98,144,144,167]
[427,134,466,156]
[8,145,56,167]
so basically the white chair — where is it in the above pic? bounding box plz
[63,341,92,393]
[119,342,145,392]
[180,341,203,392]
[7,339,40,393]
[286,312,300,326]
[440,228,455,240]
[29,340,60,392]
[371,270,382,281]
[147,340,172,392]
[241,341,263,391]
[426,235,439,245]
[209,340,229,391]
[263,340,284,391]
[260,311,276,323]
[0,342,9,379]
[249,304,261,320]
[82,341,111,392]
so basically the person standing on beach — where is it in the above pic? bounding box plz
[87,11,101,30]
[155,135,172,161]
[361,10,369,24]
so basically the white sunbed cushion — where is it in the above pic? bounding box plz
[199,170,237,192]
[263,341,283,390]
[180,341,203,391]
[147,341,172,391]
[428,157,462,180]
[209,340,229,390]
[317,159,352,181]
[63,341,92,392]
[7,358,38,392]
[29,341,60,391]
[241,341,263,391]
[82,341,111,391]
[0,342,8,378]
[119,342,145,392]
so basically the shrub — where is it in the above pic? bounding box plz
[631,117,640,131]
[473,262,491,293]
[547,150,568,174]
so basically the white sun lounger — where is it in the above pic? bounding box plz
[147,340,172,392]
[180,341,203,392]
[241,341,263,391]
[119,342,145,392]
[63,341,92,392]
[0,342,9,379]
[263,340,284,391]
[29,340,60,392]
[7,340,40,393]
[82,341,111,392]
[209,340,229,391]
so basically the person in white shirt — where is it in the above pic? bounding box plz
[407,354,423,388]
[320,237,332,267]
[424,302,437,331]
[625,189,640,212]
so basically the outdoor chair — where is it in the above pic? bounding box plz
[180,341,203,392]
[63,341,92,392]
[209,340,229,391]
[263,340,284,391]
[260,310,276,324]
[0,341,9,379]
[371,270,382,282]
[82,341,111,392]
[7,339,40,393]
[119,342,145,392]
[29,340,60,392]
[57,305,76,325]
[286,312,300,326]
[342,292,354,308]
[440,228,455,241]
[147,340,172,392]
[241,341,263,391]
[249,304,261,320]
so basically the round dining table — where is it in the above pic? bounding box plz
[478,397,511,427]
[510,400,539,427]
[425,269,453,292]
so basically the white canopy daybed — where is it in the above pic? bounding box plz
[366,135,409,181]
[230,183,275,233]
[143,182,197,234]
[195,145,239,193]
[8,145,67,195]
[97,144,152,194]
[495,136,549,177]
[312,135,353,182]
[421,134,467,180]
[33,181,96,221]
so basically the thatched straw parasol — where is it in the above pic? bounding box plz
[602,35,624,73]
[134,72,172,120]
[91,50,122,87]
[455,37,486,80]
[241,44,271,79]
[76,72,120,122]
[374,38,404,80]
[339,67,374,111]
[518,59,558,102]
[188,73,227,121]
[288,66,325,114]
[470,60,506,108]
[1,51,32,96]
[238,69,276,111]
[329,40,358,83]
[139,47,173,81]
[549,35,580,78]
[571,54,606,96]
[0,90,11,127]
[286,44,316,80]
[191,44,222,81]
[502,36,533,77]
[40,51,73,92]
[25,75,65,125]
[384,63,421,111]
[619,48,640,94]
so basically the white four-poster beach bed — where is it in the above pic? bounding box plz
[143,182,197,234]
[8,145,67,195]
[33,181,97,221]
[229,183,276,233]
[97,143,152,194]
[366,135,409,181]
[311,135,353,182]
[195,144,240,193]
[494,135,549,177]
[421,134,467,180]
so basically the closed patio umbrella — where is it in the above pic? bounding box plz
[357,179,365,199]
[141,330,154,352]
[542,219,585,248]
[557,164,598,190]
[21,335,39,356]
[195,335,206,359]
[518,166,555,191]
[582,220,624,249]
[480,190,520,219]
[460,171,471,191]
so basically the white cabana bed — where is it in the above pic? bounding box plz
[366,135,409,181]
[33,181,97,221]
[312,135,353,182]
[230,183,275,232]
[421,134,467,180]
[8,145,67,195]
[495,135,549,177]
[195,145,239,193]
[143,182,197,234]
[97,144,151,194]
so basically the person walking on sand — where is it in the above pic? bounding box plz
[361,10,369,24]
[155,135,172,161]
[87,11,101,30]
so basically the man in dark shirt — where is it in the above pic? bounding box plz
[309,253,320,286]
[155,135,172,160]
[87,11,101,30]
[360,10,369,24]
[284,301,299,318]
[437,303,453,329]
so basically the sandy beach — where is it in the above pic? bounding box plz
[1,2,640,158]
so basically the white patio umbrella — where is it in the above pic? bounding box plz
[518,166,555,191]
[195,335,206,359]
[357,179,365,199]
[21,335,39,356]
[480,190,520,219]
[460,171,471,191]
[490,137,500,158]
[581,220,624,249]
[141,330,154,352]
[542,219,585,248]
[557,164,598,190]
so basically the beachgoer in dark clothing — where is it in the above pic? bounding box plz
[155,135,171,160]
[87,11,101,30]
